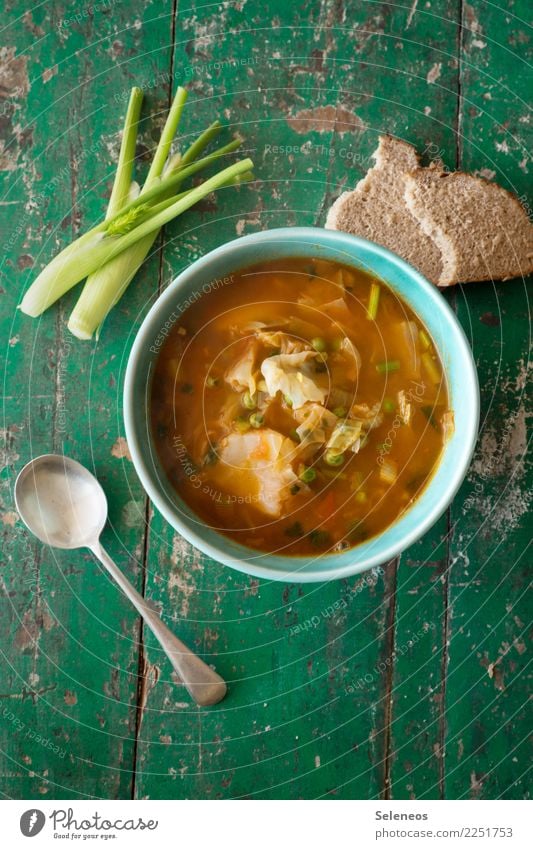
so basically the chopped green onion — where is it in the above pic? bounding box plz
[289,428,301,443]
[354,490,367,504]
[382,397,396,413]
[422,352,441,384]
[298,465,317,484]
[290,483,301,496]
[249,412,264,428]
[325,450,345,466]
[419,328,432,350]
[367,282,380,320]
[283,394,293,408]
[242,390,257,409]
[379,459,397,484]
[376,360,400,374]
[333,406,346,418]
[311,336,327,352]
[206,375,219,388]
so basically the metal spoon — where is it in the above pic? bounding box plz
[14,454,227,707]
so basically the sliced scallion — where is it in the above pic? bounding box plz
[419,328,431,350]
[298,465,317,484]
[367,282,380,320]
[376,360,400,374]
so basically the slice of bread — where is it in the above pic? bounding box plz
[325,135,444,285]
[404,168,533,286]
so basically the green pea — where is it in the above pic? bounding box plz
[325,450,345,466]
[299,466,317,484]
[311,336,327,352]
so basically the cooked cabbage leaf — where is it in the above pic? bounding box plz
[225,339,259,395]
[260,351,327,409]
[326,420,363,453]
[256,329,310,355]
[294,403,338,447]
[213,429,298,516]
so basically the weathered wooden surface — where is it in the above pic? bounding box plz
[0,0,530,800]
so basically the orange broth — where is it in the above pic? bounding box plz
[150,257,452,555]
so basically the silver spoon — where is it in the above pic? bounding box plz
[14,454,227,707]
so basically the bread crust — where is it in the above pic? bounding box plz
[326,135,533,287]
[404,168,533,285]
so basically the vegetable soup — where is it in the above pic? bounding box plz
[150,257,453,555]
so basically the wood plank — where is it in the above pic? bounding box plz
[444,0,532,800]
[132,0,459,800]
[0,0,529,802]
[386,0,462,800]
[0,0,174,798]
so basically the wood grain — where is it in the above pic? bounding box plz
[0,0,530,800]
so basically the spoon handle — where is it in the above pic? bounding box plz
[90,542,227,706]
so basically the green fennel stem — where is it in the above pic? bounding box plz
[107,87,143,217]
[144,87,188,186]
[68,173,251,339]
[20,158,252,316]
[20,142,246,317]
[68,129,242,339]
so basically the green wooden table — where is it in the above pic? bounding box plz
[0,0,530,800]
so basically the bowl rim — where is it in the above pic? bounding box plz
[124,226,479,583]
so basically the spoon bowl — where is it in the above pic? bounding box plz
[15,454,107,549]
[14,453,227,706]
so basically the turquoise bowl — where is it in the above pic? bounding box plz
[124,227,479,583]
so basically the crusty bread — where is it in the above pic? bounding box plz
[326,134,533,286]
[325,135,444,285]
[404,167,533,286]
